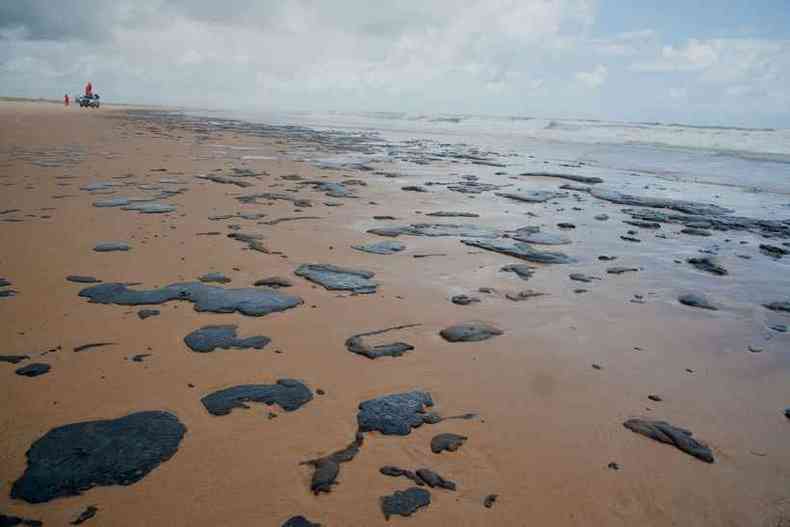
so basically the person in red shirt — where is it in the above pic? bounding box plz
[64,94,69,106]
[85,82,92,97]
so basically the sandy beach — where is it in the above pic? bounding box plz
[1,100,789,526]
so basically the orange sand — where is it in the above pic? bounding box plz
[1,101,789,526]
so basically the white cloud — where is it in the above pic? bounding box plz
[1,2,789,126]
[625,37,790,124]
[0,0,597,113]
[698,39,789,85]
[632,38,718,72]
[630,37,790,81]
[590,29,657,56]
[179,50,203,66]
[668,87,687,98]
[575,64,607,88]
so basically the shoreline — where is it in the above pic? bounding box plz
[1,101,789,526]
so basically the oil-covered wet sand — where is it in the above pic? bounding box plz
[1,101,789,526]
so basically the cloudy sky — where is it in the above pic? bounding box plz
[2,1,789,127]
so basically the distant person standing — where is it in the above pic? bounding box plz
[64,94,69,106]
[85,82,93,97]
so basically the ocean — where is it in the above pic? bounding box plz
[183,108,790,216]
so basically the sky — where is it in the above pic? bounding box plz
[1,0,789,128]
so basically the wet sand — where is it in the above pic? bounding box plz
[1,101,789,526]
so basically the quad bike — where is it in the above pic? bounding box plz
[77,94,100,108]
